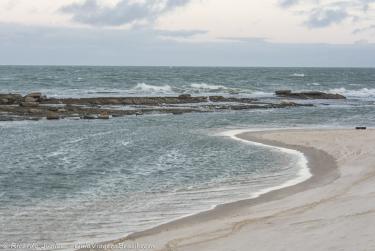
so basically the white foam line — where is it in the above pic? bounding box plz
[220,129,312,200]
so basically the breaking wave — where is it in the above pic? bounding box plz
[190,83,229,91]
[290,73,305,77]
[131,83,174,94]
[328,88,375,99]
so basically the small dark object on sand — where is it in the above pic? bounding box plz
[355,127,367,130]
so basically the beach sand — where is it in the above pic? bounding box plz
[83,129,375,251]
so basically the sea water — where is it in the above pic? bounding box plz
[0,66,375,250]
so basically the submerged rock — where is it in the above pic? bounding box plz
[82,114,97,120]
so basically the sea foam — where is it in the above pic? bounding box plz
[131,83,174,94]
[328,87,375,99]
[220,129,311,199]
[290,73,305,77]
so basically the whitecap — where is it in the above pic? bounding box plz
[190,83,228,91]
[290,73,305,77]
[121,141,131,146]
[131,83,174,94]
[328,87,375,99]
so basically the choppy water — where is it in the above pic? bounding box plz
[0,66,375,250]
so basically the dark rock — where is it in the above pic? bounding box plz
[178,94,192,99]
[82,114,97,119]
[280,100,298,107]
[209,96,226,102]
[355,127,367,130]
[275,90,292,96]
[172,110,184,115]
[24,96,38,103]
[0,98,9,104]
[26,92,42,98]
[48,107,59,112]
[275,90,346,99]
[46,111,60,120]
[0,93,23,105]
[25,92,45,102]
[20,102,39,107]
[28,108,41,114]
[98,112,110,119]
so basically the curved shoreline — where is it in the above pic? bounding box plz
[78,129,340,250]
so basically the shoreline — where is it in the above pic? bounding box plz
[79,128,340,250]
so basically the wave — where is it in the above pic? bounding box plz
[328,88,375,99]
[131,83,174,94]
[290,73,305,77]
[190,83,229,91]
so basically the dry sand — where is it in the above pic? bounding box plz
[83,129,375,251]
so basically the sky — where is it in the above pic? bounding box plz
[0,0,374,66]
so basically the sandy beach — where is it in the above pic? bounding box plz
[90,128,375,251]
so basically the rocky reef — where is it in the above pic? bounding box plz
[275,90,346,99]
[0,91,344,121]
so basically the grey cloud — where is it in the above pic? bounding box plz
[279,0,374,28]
[353,24,375,34]
[60,0,192,26]
[218,37,268,43]
[0,24,375,67]
[278,0,300,8]
[155,29,207,38]
[360,0,375,11]
[304,8,349,28]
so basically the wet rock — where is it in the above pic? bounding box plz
[82,114,97,119]
[24,96,38,103]
[178,94,192,99]
[25,92,45,102]
[0,94,23,105]
[98,112,110,119]
[28,108,41,114]
[280,100,298,107]
[0,98,9,104]
[209,96,226,102]
[20,102,39,107]
[26,92,42,98]
[275,90,346,99]
[172,110,184,115]
[46,111,60,120]
[48,107,59,112]
[275,90,292,96]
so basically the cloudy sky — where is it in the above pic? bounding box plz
[0,0,374,66]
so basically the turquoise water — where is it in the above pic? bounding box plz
[0,66,374,250]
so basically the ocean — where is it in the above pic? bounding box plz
[0,66,374,250]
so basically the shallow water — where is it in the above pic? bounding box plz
[0,66,375,250]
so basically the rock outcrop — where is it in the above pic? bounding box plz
[0,94,23,105]
[0,91,321,121]
[275,90,346,99]
[46,111,60,120]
